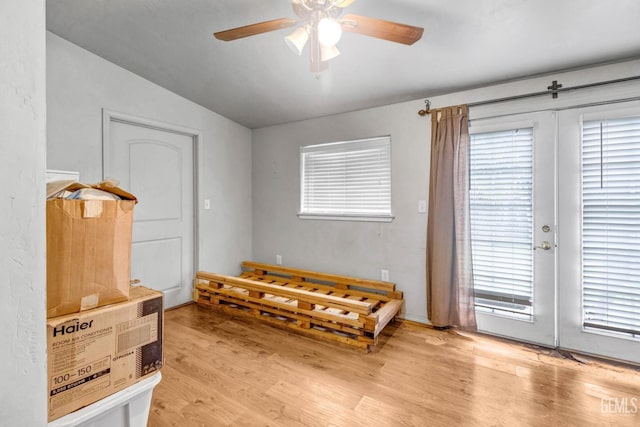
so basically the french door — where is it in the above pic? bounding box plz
[469,102,640,364]
[558,101,640,364]
[469,111,557,347]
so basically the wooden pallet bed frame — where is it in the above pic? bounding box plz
[193,261,404,351]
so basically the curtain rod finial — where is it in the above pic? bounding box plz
[418,99,431,116]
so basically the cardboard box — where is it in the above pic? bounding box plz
[47,180,137,318]
[47,286,163,422]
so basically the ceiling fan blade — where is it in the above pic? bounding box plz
[214,18,297,41]
[341,14,424,45]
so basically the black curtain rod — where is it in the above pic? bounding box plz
[417,75,640,116]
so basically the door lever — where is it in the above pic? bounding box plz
[534,241,552,250]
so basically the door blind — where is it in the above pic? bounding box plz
[300,136,391,219]
[470,128,534,318]
[582,116,640,337]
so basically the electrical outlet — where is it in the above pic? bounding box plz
[381,269,389,282]
[276,255,282,265]
[204,199,211,210]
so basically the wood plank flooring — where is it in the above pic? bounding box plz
[148,304,640,426]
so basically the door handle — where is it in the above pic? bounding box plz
[534,241,552,250]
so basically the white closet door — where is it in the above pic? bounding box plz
[105,120,195,308]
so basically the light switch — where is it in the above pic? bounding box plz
[418,199,427,213]
[204,199,211,210]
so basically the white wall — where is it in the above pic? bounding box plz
[47,32,253,275]
[0,1,47,425]
[252,59,640,324]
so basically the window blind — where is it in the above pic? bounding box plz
[470,128,534,317]
[299,136,391,220]
[582,116,640,337]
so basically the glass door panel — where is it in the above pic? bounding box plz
[558,101,640,363]
[469,112,556,346]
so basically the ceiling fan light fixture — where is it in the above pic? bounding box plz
[320,44,340,61]
[317,17,342,47]
[214,0,425,73]
[284,25,310,55]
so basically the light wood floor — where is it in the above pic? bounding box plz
[148,304,640,426]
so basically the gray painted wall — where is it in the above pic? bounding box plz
[47,32,253,275]
[252,59,640,324]
[253,103,430,322]
[0,1,47,425]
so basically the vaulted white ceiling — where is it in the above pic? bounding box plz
[46,0,640,128]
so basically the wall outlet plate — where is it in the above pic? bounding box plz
[276,255,282,265]
[381,269,389,282]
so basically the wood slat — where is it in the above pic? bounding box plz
[198,301,371,350]
[197,271,372,315]
[197,291,366,336]
[241,271,395,302]
[196,284,364,328]
[373,299,403,337]
[242,261,397,293]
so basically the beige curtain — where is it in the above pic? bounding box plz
[426,105,477,331]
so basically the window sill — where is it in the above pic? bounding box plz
[297,213,394,223]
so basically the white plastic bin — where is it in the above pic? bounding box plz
[48,372,161,427]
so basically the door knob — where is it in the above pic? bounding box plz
[535,241,552,250]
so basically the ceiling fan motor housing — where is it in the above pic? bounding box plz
[293,0,344,22]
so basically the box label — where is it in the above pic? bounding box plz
[47,288,163,421]
[49,356,111,409]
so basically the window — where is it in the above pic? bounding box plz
[470,127,534,319]
[582,115,640,337]
[299,136,392,222]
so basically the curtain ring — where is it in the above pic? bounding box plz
[418,99,431,116]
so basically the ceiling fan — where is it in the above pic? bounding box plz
[214,0,424,72]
